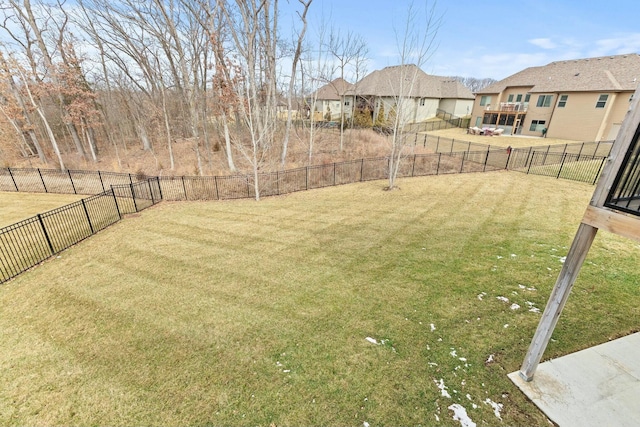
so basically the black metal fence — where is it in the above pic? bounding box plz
[0,140,611,283]
[0,178,161,283]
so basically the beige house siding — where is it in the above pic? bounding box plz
[440,99,474,117]
[413,98,440,122]
[520,93,555,137]
[470,93,498,127]
[602,93,633,140]
[313,96,355,120]
[546,92,632,141]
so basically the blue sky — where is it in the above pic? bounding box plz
[282,0,640,80]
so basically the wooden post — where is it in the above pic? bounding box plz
[519,222,598,381]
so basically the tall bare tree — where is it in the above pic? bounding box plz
[220,0,279,200]
[280,0,312,168]
[387,1,441,190]
[327,29,368,151]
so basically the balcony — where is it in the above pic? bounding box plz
[485,102,528,112]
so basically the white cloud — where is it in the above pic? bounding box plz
[528,38,557,49]
[588,33,640,57]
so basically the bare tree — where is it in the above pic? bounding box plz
[327,29,368,151]
[386,1,441,190]
[220,0,279,200]
[280,0,311,168]
[450,76,497,93]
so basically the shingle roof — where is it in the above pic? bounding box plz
[313,78,354,100]
[478,53,640,94]
[354,64,474,99]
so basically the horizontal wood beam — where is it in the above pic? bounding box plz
[582,205,640,243]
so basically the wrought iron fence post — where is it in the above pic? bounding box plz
[483,148,490,172]
[556,153,567,179]
[526,147,533,172]
[8,167,18,191]
[111,187,121,220]
[460,152,465,173]
[333,163,336,186]
[412,154,417,176]
[214,176,219,200]
[593,157,607,185]
[37,214,54,255]
[38,169,47,193]
[436,153,441,175]
[130,183,139,212]
[361,158,364,181]
[156,177,163,201]
[181,176,187,200]
[81,199,94,234]
[148,179,154,204]
[98,171,105,191]
[505,148,513,170]
[68,170,77,194]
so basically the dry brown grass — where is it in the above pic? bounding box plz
[7,124,577,178]
[426,127,581,149]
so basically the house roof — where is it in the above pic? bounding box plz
[354,64,475,99]
[313,78,354,100]
[478,53,640,94]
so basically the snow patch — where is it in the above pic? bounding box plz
[365,337,378,345]
[510,303,520,310]
[450,349,458,357]
[486,354,494,363]
[496,296,509,303]
[435,379,451,398]
[430,323,436,332]
[477,292,487,300]
[484,398,503,420]
[448,403,476,427]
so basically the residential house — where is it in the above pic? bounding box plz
[309,78,355,121]
[353,64,474,124]
[471,54,640,140]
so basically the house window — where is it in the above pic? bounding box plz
[516,94,523,102]
[480,96,491,106]
[536,95,553,107]
[524,94,531,103]
[529,120,546,132]
[558,95,568,108]
[420,98,425,106]
[344,100,350,106]
[596,94,609,108]
[507,94,514,102]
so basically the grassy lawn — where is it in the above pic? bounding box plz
[1,172,638,426]
[0,192,84,228]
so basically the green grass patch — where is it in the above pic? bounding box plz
[0,192,84,228]
[1,172,638,426]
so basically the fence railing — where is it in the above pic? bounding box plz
[0,178,161,283]
[0,139,611,284]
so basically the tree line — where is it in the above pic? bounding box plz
[0,0,495,197]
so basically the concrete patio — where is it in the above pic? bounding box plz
[509,332,640,427]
